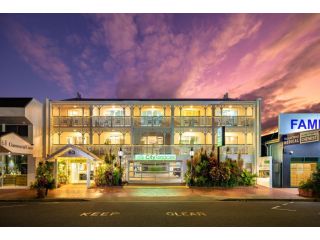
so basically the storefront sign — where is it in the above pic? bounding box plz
[0,133,33,154]
[134,154,176,161]
[300,130,319,144]
[279,113,320,134]
[217,126,225,147]
[283,133,300,145]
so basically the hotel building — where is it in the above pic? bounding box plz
[45,98,261,186]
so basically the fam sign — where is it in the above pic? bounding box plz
[279,113,320,135]
[134,154,176,161]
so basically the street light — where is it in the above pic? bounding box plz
[118,147,124,185]
[118,147,123,169]
[189,147,194,185]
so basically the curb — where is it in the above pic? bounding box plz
[0,198,88,202]
[221,198,319,202]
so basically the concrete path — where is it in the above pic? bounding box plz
[0,184,309,201]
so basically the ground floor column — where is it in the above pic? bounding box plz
[0,155,4,187]
[54,159,58,188]
[86,159,91,188]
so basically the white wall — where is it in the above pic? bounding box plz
[25,99,43,159]
[0,107,25,116]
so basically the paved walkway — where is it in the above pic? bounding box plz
[0,184,308,201]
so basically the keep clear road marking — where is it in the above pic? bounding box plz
[166,211,207,217]
[80,212,120,217]
[271,202,296,212]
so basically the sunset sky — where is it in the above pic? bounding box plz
[0,14,320,133]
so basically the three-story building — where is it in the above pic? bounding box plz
[45,98,261,186]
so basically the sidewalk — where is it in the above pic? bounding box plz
[0,184,314,202]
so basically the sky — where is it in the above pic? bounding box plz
[0,14,320,133]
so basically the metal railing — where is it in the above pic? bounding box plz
[133,116,171,127]
[51,144,253,158]
[53,116,90,127]
[92,116,131,127]
[214,116,253,127]
[52,116,254,128]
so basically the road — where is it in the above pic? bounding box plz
[0,200,319,227]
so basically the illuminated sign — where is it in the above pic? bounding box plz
[134,154,176,161]
[283,133,300,145]
[300,131,319,144]
[279,113,320,134]
[0,133,33,154]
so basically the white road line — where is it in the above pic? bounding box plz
[271,206,280,209]
[282,203,288,206]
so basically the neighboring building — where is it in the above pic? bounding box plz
[0,98,43,187]
[44,97,262,186]
[264,113,320,188]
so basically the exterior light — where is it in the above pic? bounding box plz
[118,147,123,185]
[73,105,77,108]
[152,106,154,108]
[229,105,232,108]
[112,105,115,109]
[189,147,194,186]
[21,155,24,157]
[8,152,11,157]
[190,105,193,108]
[189,147,194,157]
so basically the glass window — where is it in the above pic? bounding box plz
[106,109,124,116]
[5,125,28,137]
[181,135,198,144]
[222,109,238,116]
[225,136,238,144]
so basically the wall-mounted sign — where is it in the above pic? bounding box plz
[300,130,319,144]
[279,113,320,135]
[134,154,176,161]
[283,133,300,145]
[0,133,33,155]
[217,126,225,147]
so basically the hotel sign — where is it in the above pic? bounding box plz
[0,133,33,155]
[300,131,319,144]
[279,113,320,134]
[134,154,176,161]
[217,126,225,147]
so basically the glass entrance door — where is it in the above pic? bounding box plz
[128,161,183,183]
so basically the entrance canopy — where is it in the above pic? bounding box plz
[46,144,102,162]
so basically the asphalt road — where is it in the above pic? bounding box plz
[0,200,319,227]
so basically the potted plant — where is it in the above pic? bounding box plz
[31,161,55,198]
[298,166,320,198]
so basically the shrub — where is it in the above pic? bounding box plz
[299,166,320,197]
[31,161,55,197]
[240,169,257,186]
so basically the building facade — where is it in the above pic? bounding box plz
[0,98,43,187]
[264,113,320,188]
[45,98,261,185]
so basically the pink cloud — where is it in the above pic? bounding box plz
[7,20,74,94]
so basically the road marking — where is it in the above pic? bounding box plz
[80,211,120,217]
[166,211,207,217]
[271,203,296,212]
[0,204,26,208]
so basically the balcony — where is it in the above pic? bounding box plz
[92,116,131,128]
[174,116,212,127]
[53,116,90,128]
[214,116,253,127]
[133,116,170,128]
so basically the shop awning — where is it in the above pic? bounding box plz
[46,144,102,162]
[0,145,10,154]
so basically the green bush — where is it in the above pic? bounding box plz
[240,169,257,186]
[94,163,123,186]
[186,147,256,188]
[31,161,55,196]
[299,166,320,197]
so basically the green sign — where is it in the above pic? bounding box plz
[217,126,225,147]
[134,154,176,161]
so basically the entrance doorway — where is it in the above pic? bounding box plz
[128,161,183,183]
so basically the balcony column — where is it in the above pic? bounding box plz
[89,105,93,145]
[211,105,215,146]
[204,132,207,145]
[170,105,174,147]
[123,106,126,127]
[130,106,134,161]
[204,106,207,126]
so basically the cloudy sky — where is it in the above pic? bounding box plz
[0,14,320,133]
